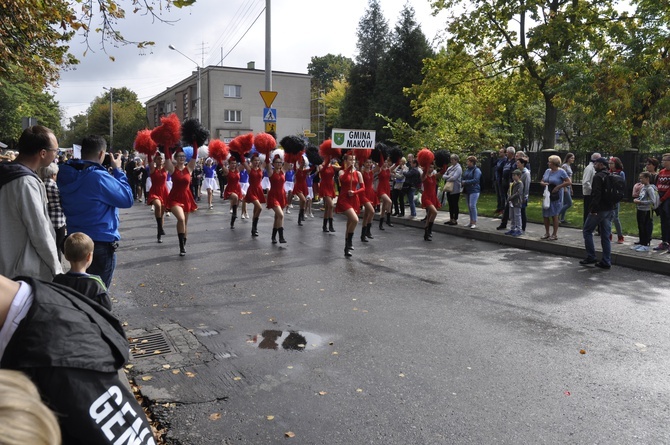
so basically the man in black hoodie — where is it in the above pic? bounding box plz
[0,274,157,445]
[580,157,615,269]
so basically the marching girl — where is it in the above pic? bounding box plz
[202,157,218,209]
[243,153,266,237]
[359,157,378,242]
[375,157,395,230]
[164,147,198,256]
[266,153,291,244]
[292,157,310,226]
[146,153,169,243]
[221,153,244,229]
[318,156,340,233]
[420,162,441,241]
[284,167,295,214]
[239,167,250,219]
[335,152,366,257]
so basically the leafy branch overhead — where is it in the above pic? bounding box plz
[0,0,196,87]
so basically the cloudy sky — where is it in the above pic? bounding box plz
[53,0,449,124]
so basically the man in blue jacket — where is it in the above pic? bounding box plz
[58,135,134,288]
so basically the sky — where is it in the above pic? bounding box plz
[52,0,449,124]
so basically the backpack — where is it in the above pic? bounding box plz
[648,185,660,210]
[603,173,626,205]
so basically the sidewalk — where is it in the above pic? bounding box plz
[382,209,670,276]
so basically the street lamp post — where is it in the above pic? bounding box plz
[169,44,201,122]
[102,87,113,151]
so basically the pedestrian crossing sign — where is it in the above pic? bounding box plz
[263,108,277,122]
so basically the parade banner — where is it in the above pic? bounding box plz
[331,129,376,149]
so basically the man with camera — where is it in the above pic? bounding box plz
[58,135,134,289]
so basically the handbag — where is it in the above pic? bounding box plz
[542,185,551,209]
[444,181,454,193]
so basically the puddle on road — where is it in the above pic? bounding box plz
[247,330,324,351]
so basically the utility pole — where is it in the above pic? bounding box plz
[265,0,272,91]
[103,87,114,151]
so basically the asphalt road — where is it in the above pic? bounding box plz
[113,202,670,445]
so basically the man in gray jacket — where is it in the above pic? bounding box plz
[581,152,600,223]
[0,126,62,280]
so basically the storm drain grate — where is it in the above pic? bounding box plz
[129,331,176,359]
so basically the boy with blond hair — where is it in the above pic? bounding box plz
[53,232,111,310]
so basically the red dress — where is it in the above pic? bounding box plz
[319,165,336,198]
[266,170,287,209]
[224,169,243,199]
[244,168,266,203]
[167,168,198,213]
[293,168,309,196]
[377,168,391,197]
[336,169,364,213]
[421,174,441,209]
[361,170,378,206]
[147,168,169,207]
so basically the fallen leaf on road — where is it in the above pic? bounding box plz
[141,339,149,344]
[185,371,196,378]
[141,376,153,381]
[172,370,181,375]
[266,415,275,420]
[122,322,129,326]
[318,391,327,396]
[332,351,338,355]
[125,364,134,369]
[287,366,293,369]
[356,389,363,393]
[285,432,295,438]
[139,283,146,287]
[579,349,586,354]
[162,364,171,369]
[153,350,162,354]
[209,413,221,420]
[233,376,242,381]
[399,373,405,378]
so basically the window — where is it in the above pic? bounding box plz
[224,84,241,98]
[224,110,242,123]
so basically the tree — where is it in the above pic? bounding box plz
[308,54,353,94]
[0,0,195,88]
[62,87,146,151]
[432,0,617,150]
[0,71,62,146]
[324,79,348,131]
[373,4,435,141]
[340,0,390,132]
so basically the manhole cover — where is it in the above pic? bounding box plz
[129,331,176,359]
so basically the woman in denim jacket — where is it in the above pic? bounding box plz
[461,155,482,229]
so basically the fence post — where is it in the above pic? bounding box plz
[479,150,494,191]
[621,149,639,199]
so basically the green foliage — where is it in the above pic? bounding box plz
[61,87,146,151]
[0,71,62,146]
[0,0,194,88]
[340,0,389,132]
[373,4,435,140]
[308,54,353,93]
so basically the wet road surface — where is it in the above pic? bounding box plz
[113,202,670,444]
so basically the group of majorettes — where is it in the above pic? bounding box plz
[145,146,442,257]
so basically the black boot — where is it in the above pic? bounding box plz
[271,228,278,244]
[322,218,329,232]
[344,233,354,257]
[379,217,385,230]
[386,213,394,227]
[424,227,431,241]
[278,227,287,243]
[156,218,163,243]
[360,225,368,242]
[328,218,336,232]
[298,209,304,226]
[366,223,374,239]
[252,217,259,237]
[231,205,237,228]
[178,233,186,255]
[428,222,434,239]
